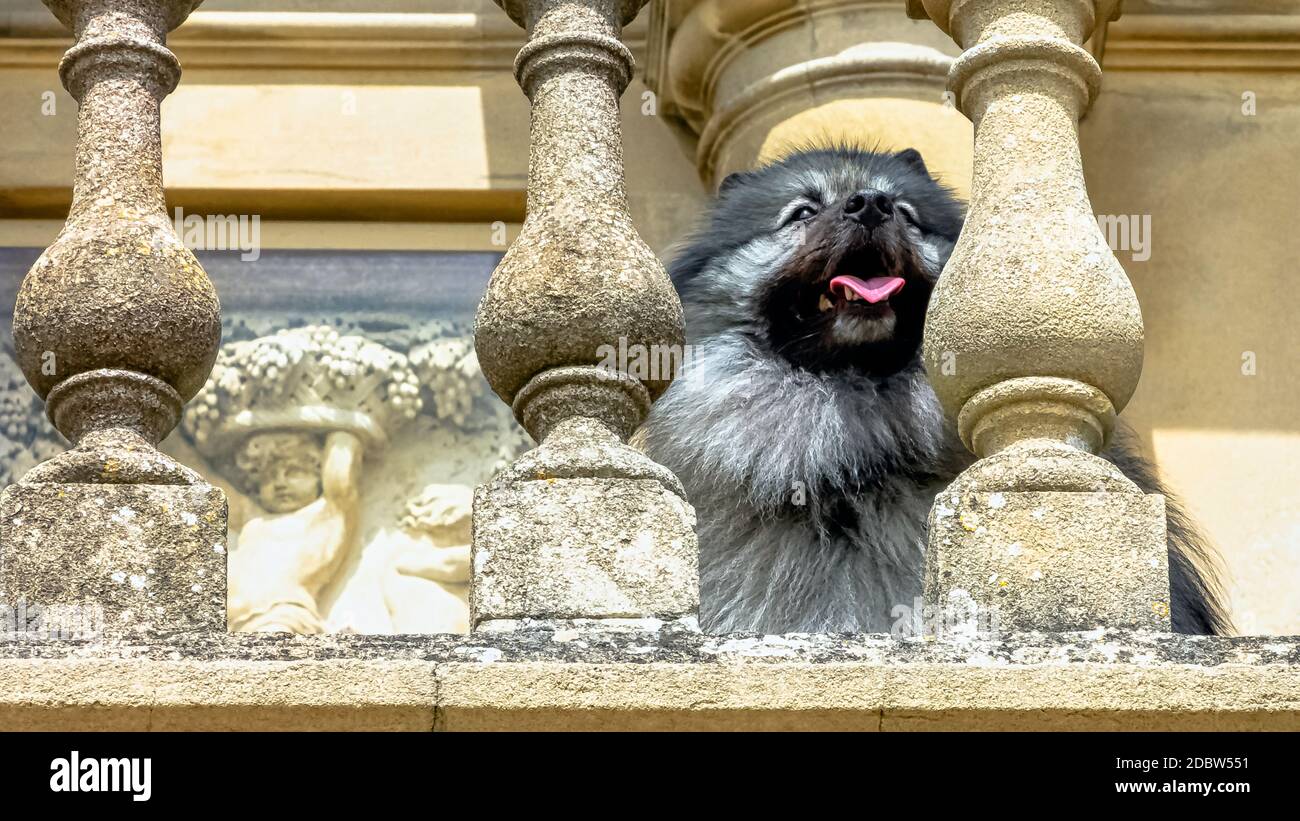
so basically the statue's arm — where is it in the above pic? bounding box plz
[392,542,471,584]
[294,430,366,595]
[321,430,364,507]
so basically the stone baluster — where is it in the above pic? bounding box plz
[472,0,697,628]
[0,0,226,637]
[905,0,1171,631]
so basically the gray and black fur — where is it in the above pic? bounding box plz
[639,146,1230,635]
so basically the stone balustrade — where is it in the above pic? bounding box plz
[0,0,1193,644]
[471,0,698,627]
[0,0,1295,735]
[0,0,226,636]
[906,0,1171,630]
[0,0,1175,642]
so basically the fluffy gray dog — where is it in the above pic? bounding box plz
[638,146,1229,636]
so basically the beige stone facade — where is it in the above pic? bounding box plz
[0,0,1295,729]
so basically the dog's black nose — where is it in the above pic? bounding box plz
[843,190,894,227]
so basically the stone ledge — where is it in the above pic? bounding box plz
[0,624,1296,730]
[0,8,650,70]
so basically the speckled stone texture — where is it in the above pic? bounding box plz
[0,482,227,635]
[909,0,1168,629]
[927,489,1170,632]
[473,471,697,625]
[14,0,221,484]
[918,0,1141,419]
[475,0,684,404]
[2,1,228,638]
[473,0,697,625]
[0,626,1295,730]
[472,416,696,624]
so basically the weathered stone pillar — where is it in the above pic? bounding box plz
[0,0,226,637]
[648,0,973,195]
[907,0,1171,632]
[472,0,697,628]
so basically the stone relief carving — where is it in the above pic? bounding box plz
[0,352,66,488]
[409,337,483,428]
[380,483,473,634]
[223,429,366,633]
[0,317,530,635]
[184,326,423,634]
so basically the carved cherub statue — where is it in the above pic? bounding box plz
[183,326,421,634]
[226,430,364,633]
[381,483,473,633]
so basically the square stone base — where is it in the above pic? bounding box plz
[924,490,1171,633]
[471,476,697,625]
[0,483,227,636]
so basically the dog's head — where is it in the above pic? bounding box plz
[672,146,963,378]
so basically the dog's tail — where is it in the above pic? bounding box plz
[1103,426,1233,635]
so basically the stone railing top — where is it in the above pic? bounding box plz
[1,626,1296,730]
[5,623,1297,667]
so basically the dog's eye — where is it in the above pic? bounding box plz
[785,205,818,225]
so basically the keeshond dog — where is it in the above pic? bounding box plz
[638,146,1229,635]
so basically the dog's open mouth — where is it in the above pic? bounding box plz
[817,274,906,314]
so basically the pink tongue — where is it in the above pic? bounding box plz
[829,275,906,304]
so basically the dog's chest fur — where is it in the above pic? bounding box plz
[691,474,940,633]
[639,334,967,633]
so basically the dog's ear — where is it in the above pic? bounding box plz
[717,171,751,196]
[894,148,928,175]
